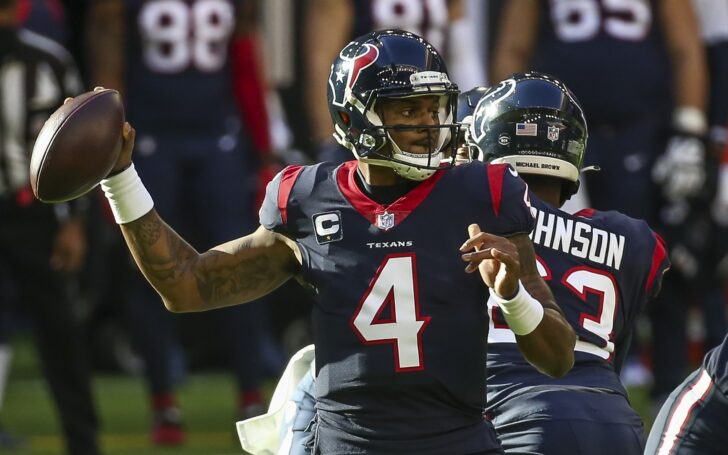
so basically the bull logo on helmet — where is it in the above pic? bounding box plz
[329,43,380,108]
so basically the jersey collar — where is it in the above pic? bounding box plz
[336,161,444,231]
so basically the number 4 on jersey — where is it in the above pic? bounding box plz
[351,254,431,371]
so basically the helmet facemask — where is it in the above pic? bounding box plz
[354,93,460,181]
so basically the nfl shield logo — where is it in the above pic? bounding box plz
[547,125,560,142]
[376,211,395,231]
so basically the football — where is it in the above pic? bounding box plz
[30,88,125,203]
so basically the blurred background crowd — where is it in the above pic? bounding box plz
[0,0,726,454]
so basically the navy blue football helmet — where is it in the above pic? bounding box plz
[456,86,489,162]
[457,86,489,125]
[327,29,459,181]
[469,72,587,197]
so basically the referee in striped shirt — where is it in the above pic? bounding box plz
[0,1,103,454]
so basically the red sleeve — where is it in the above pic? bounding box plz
[646,232,670,297]
[231,35,271,156]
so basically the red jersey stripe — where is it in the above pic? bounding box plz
[646,232,668,293]
[278,165,304,225]
[574,208,596,218]
[487,164,508,217]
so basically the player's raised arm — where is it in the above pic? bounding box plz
[106,123,301,313]
[461,227,575,377]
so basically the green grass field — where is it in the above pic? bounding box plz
[0,336,656,455]
[2,337,259,455]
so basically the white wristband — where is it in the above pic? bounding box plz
[100,164,154,224]
[490,281,544,336]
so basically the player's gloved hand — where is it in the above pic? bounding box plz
[712,163,728,226]
[652,107,708,201]
[652,134,706,201]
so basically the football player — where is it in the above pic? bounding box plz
[237,85,493,455]
[87,0,273,444]
[692,0,728,368]
[645,332,728,454]
[490,0,708,403]
[99,30,576,454]
[473,73,670,454]
[646,5,728,452]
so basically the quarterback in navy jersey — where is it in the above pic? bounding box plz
[645,333,728,455]
[98,30,576,454]
[467,73,671,455]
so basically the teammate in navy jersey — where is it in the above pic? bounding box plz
[645,333,728,455]
[692,0,728,359]
[490,0,708,404]
[87,0,273,445]
[467,73,670,454]
[96,30,576,454]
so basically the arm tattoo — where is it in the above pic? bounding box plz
[126,212,195,282]
[195,254,273,304]
[137,215,162,245]
[123,211,294,307]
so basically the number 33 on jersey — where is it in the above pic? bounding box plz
[488,195,669,367]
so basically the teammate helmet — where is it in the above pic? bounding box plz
[457,86,489,126]
[469,72,587,196]
[456,86,489,162]
[327,29,459,181]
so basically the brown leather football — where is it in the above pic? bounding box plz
[30,89,124,202]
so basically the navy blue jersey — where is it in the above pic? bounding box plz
[645,335,728,455]
[351,0,450,56]
[531,0,671,124]
[487,196,669,411]
[260,161,533,453]
[123,0,240,135]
